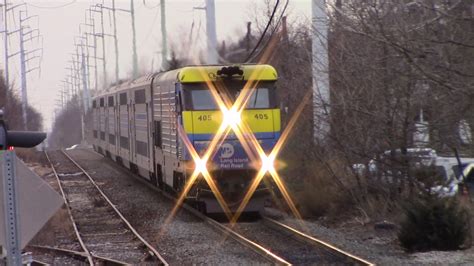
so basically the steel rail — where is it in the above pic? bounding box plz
[60,150,169,265]
[177,197,290,265]
[79,149,290,265]
[262,217,374,265]
[44,151,95,266]
[31,259,48,265]
[29,245,127,265]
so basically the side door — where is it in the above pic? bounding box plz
[129,91,136,165]
[153,84,164,185]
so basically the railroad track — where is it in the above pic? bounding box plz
[66,148,373,265]
[27,245,128,265]
[44,150,168,265]
[218,217,373,265]
[262,217,374,265]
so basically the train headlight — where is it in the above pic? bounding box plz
[195,158,207,174]
[261,154,275,173]
[222,108,241,128]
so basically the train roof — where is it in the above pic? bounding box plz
[178,64,277,83]
[93,64,277,98]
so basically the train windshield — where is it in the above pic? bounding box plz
[182,81,276,111]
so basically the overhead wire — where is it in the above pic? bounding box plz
[247,0,290,63]
[138,4,161,49]
[26,0,77,9]
[244,0,281,63]
[143,0,160,9]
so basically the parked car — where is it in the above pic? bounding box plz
[352,148,474,197]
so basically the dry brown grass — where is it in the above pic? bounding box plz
[278,159,356,220]
[15,148,46,164]
[29,206,74,247]
[280,156,405,224]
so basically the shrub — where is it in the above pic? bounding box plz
[398,194,470,252]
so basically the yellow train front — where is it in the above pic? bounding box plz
[91,64,280,214]
[175,65,280,214]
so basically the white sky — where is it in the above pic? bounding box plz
[1,0,311,132]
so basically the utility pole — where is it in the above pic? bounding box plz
[2,0,9,90]
[73,40,89,113]
[19,25,28,130]
[98,7,107,87]
[89,19,98,92]
[2,3,28,108]
[89,6,107,89]
[312,0,330,143]
[81,52,90,112]
[195,0,218,64]
[160,0,168,71]
[111,0,119,82]
[97,1,135,82]
[61,80,71,103]
[81,19,97,93]
[205,0,218,64]
[130,0,137,78]
[19,10,41,130]
[4,7,42,130]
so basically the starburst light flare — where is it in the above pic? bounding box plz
[164,66,261,225]
[230,89,312,224]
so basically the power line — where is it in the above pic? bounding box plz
[26,0,77,9]
[244,0,280,62]
[138,5,160,49]
[247,0,290,63]
[143,0,160,9]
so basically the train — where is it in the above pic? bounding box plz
[90,64,281,214]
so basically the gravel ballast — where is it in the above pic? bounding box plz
[274,212,474,265]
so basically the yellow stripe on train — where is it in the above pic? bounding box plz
[182,109,281,134]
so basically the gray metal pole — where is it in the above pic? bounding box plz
[130,0,138,78]
[3,0,9,91]
[83,38,91,96]
[60,88,64,108]
[91,20,98,92]
[312,0,329,142]
[160,0,168,71]
[81,52,90,113]
[205,0,218,64]
[2,151,21,266]
[112,0,119,82]
[19,26,28,130]
[100,9,107,88]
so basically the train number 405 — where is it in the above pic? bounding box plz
[254,114,269,120]
[197,115,212,121]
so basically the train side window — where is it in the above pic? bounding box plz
[92,100,97,108]
[99,98,104,107]
[136,140,148,157]
[120,93,127,105]
[176,91,183,112]
[135,89,146,104]
[108,96,114,107]
[154,121,162,148]
[120,136,129,150]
